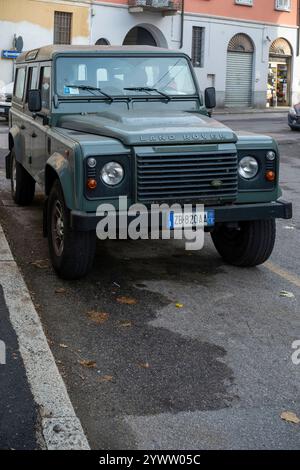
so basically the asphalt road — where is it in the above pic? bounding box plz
[0,113,299,450]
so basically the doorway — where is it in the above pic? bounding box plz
[225,33,254,108]
[268,38,292,107]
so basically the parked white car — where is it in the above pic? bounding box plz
[0,82,14,120]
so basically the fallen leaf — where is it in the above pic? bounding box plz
[30,259,49,269]
[79,360,97,369]
[138,362,150,369]
[117,296,137,305]
[59,344,68,349]
[55,288,67,294]
[98,375,114,383]
[280,411,300,424]
[86,310,109,324]
[117,320,133,328]
[176,303,184,309]
[280,291,295,298]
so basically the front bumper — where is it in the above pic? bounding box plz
[70,200,292,232]
[288,115,300,128]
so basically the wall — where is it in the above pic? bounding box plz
[185,0,299,26]
[184,15,299,107]
[0,0,90,87]
[90,3,178,48]
[90,2,300,107]
[95,0,299,26]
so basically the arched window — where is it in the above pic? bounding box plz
[95,38,110,46]
[270,38,292,56]
[123,27,157,47]
[228,33,254,53]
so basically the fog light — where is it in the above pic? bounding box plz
[266,151,276,161]
[265,171,276,182]
[87,178,97,190]
[87,158,97,168]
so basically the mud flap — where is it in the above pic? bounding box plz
[5,153,11,179]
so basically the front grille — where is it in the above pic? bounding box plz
[137,152,238,203]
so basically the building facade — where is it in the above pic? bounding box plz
[0,0,90,88]
[0,0,299,108]
[89,0,300,108]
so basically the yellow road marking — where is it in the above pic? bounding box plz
[265,261,300,289]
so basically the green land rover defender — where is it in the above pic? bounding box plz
[6,45,292,279]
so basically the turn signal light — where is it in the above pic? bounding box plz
[265,171,276,182]
[87,178,97,190]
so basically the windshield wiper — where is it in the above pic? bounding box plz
[123,87,171,102]
[66,85,114,102]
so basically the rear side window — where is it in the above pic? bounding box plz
[25,67,38,102]
[14,68,26,100]
[39,66,51,110]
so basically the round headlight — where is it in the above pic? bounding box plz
[101,162,124,186]
[87,157,97,168]
[266,151,276,161]
[238,156,259,180]
[289,107,297,117]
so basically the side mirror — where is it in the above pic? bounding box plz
[204,87,216,110]
[28,89,42,113]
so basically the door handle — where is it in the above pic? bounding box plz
[31,132,37,138]
[20,125,26,130]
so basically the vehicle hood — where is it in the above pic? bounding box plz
[58,110,238,146]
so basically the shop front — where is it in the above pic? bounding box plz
[267,38,292,107]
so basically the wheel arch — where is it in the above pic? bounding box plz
[45,153,75,210]
[8,126,23,162]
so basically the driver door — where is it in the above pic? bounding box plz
[30,65,51,185]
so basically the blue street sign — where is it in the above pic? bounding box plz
[1,50,21,60]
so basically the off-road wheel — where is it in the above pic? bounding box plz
[211,219,276,267]
[11,149,35,205]
[47,180,96,280]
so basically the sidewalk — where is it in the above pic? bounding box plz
[0,285,39,449]
[215,107,289,115]
[0,223,90,450]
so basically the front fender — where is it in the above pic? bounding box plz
[45,152,74,210]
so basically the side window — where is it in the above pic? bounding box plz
[39,66,51,110]
[26,67,38,102]
[14,68,26,100]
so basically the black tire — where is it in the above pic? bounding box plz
[290,126,298,132]
[10,148,35,206]
[47,180,96,280]
[211,219,276,267]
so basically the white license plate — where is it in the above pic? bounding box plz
[0,108,5,113]
[169,210,215,229]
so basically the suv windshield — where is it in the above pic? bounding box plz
[56,56,196,98]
